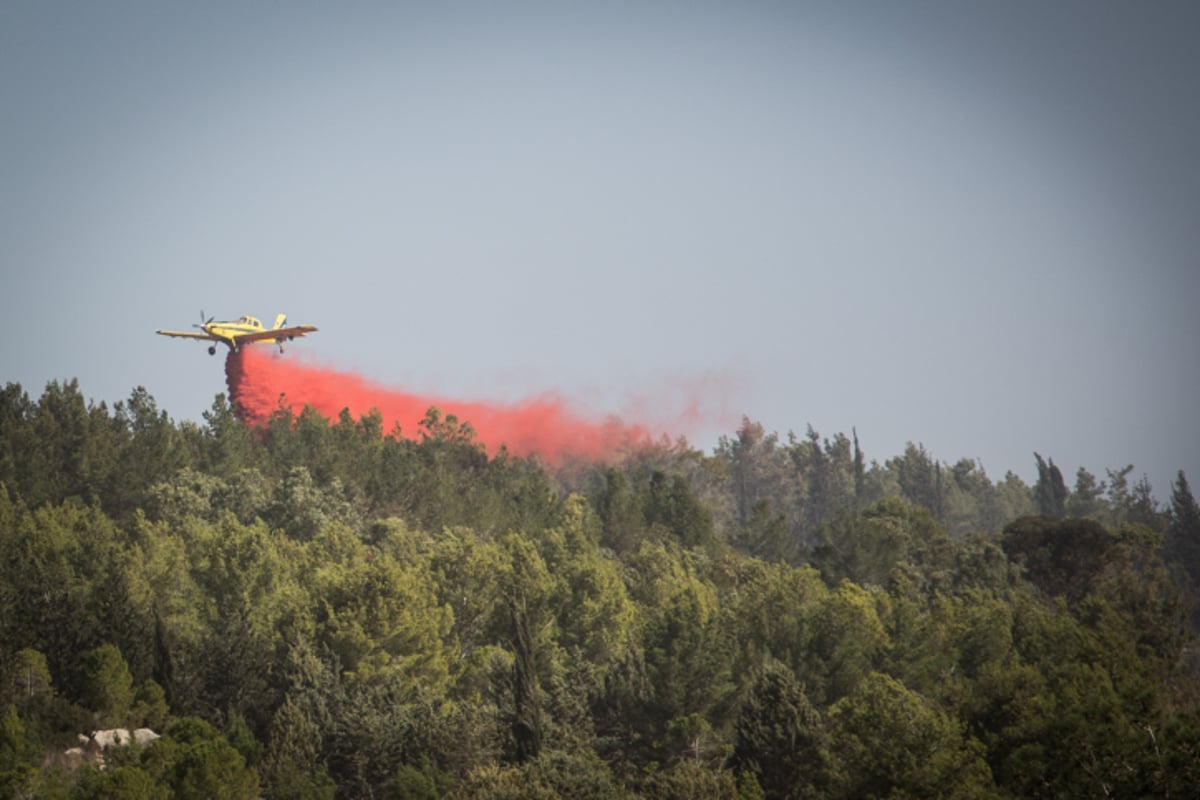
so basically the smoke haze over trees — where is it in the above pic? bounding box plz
[2,376,1199,798]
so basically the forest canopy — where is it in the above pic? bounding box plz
[1,378,1198,799]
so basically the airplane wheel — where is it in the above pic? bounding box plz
[208,346,216,356]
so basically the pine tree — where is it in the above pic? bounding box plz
[1066,467,1106,520]
[730,659,830,799]
[1166,471,1200,588]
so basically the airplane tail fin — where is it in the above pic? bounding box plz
[273,314,287,330]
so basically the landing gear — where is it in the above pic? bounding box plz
[208,345,217,356]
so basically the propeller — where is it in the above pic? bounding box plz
[194,310,214,329]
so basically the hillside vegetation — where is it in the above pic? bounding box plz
[2,379,1199,798]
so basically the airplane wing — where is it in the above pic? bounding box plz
[232,324,318,346]
[156,329,219,341]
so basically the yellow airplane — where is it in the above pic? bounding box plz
[157,311,318,355]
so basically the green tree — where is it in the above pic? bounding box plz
[729,659,830,799]
[457,762,557,800]
[510,595,543,763]
[25,379,93,506]
[736,499,794,563]
[540,495,638,673]
[523,750,618,800]
[105,387,190,518]
[992,470,1035,522]
[1105,464,1135,527]
[0,385,34,501]
[0,705,28,774]
[200,394,258,473]
[636,543,732,740]
[1001,515,1117,605]
[74,765,170,800]
[813,497,952,590]
[1165,470,1200,590]
[310,524,451,688]
[889,442,942,520]
[146,468,227,525]
[428,527,508,664]
[1065,467,1106,520]
[592,467,645,555]
[1128,474,1164,531]
[80,644,135,727]
[811,506,906,588]
[148,717,259,800]
[0,498,148,700]
[182,513,308,722]
[1089,524,1189,666]
[404,407,493,531]
[797,581,888,706]
[132,680,168,731]
[726,561,827,681]
[389,758,452,800]
[941,458,1005,536]
[328,408,386,502]
[828,672,993,798]
[4,648,53,710]
[495,534,557,764]
[715,418,796,532]
[326,681,467,799]
[972,598,1164,798]
[263,466,358,541]
[640,760,739,800]
[263,697,335,800]
[1033,453,1067,518]
[788,426,856,540]
[851,428,866,514]
[644,470,716,548]
[262,636,343,799]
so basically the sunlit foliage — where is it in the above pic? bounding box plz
[0,380,1196,797]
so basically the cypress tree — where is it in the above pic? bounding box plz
[1034,453,1068,518]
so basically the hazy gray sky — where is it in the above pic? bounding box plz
[3,1,1197,496]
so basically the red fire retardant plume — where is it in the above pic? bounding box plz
[225,347,660,464]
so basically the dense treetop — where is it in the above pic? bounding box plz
[1,379,1198,798]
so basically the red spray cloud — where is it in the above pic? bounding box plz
[225,347,730,464]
